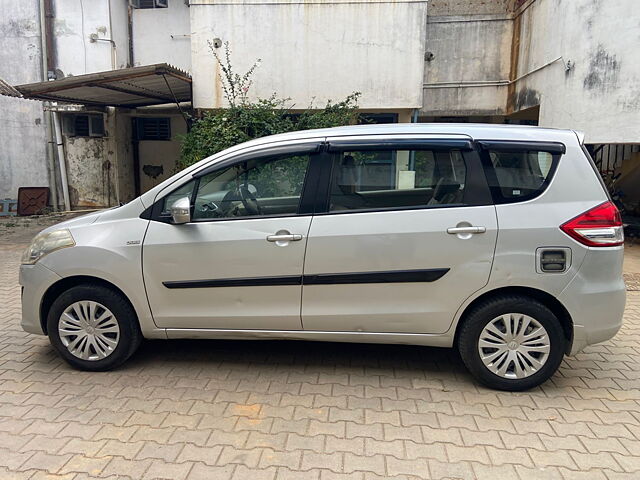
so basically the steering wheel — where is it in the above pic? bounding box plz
[239,185,263,216]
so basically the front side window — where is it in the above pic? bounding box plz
[484,149,558,203]
[329,149,467,212]
[190,153,311,220]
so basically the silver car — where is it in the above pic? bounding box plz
[19,124,625,391]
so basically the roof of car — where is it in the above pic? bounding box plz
[233,122,580,148]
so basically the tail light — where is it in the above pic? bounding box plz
[560,201,624,247]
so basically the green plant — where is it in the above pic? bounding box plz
[179,42,360,171]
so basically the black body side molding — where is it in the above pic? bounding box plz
[163,268,450,289]
[303,269,450,285]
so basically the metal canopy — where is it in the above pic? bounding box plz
[14,64,191,108]
[0,77,22,98]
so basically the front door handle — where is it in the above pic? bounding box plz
[267,231,303,242]
[447,226,486,234]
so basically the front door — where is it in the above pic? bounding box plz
[302,137,498,334]
[143,147,318,330]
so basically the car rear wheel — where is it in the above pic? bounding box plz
[457,295,566,391]
[47,284,142,371]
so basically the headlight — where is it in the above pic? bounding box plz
[21,229,75,265]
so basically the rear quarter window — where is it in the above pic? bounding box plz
[481,147,561,204]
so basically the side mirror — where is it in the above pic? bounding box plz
[170,197,191,224]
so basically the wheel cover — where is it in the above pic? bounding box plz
[478,313,551,379]
[58,301,120,361]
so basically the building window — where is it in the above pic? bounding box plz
[134,118,171,141]
[62,114,105,137]
[359,113,399,125]
[130,0,168,9]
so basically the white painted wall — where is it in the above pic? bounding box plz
[514,0,640,143]
[137,114,187,192]
[132,1,191,71]
[0,0,49,200]
[190,0,427,109]
[109,0,131,69]
[52,0,115,76]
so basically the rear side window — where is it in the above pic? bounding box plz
[328,149,467,212]
[481,147,560,204]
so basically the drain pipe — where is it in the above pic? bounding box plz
[52,112,71,210]
[39,0,59,210]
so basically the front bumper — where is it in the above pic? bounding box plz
[19,263,61,335]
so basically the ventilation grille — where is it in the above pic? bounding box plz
[538,249,568,273]
[134,118,171,141]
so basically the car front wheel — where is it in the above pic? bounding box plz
[47,284,142,371]
[457,295,566,391]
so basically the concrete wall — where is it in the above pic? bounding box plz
[132,0,191,71]
[63,134,117,207]
[428,0,510,16]
[422,15,513,116]
[190,0,428,110]
[136,114,187,192]
[422,0,640,143]
[0,0,50,200]
[513,0,640,143]
[52,0,117,77]
[113,109,136,203]
[59,108,139,208]
[109,0,131,69]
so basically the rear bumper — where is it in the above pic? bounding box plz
[559,246,626,355]
[19,263,61,335]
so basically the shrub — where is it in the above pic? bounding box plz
[178,42,360,170]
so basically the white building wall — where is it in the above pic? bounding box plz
[109,0,131,69]
[190,0,427,110]
[0,0,49,200]
[52,0,116,76]
[422,14,513,116]
[421,0,640,144]
[514,0,640,143]
[132,1,191,72]
[136,114,187,193]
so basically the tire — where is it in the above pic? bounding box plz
[457,295,566,391]
[47,283,142,371]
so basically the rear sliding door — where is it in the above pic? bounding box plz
[301,136,498,334]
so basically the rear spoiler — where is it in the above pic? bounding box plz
[574,130,585,145]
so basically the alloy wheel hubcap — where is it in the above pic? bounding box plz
[478,313,550,379]
[58,301,120,361]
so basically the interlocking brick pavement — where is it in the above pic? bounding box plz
[3,229,640,479]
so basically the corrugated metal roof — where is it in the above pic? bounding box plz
[14,64,191,107]
[0,77,22,98]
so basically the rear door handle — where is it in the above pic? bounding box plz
[447,226,486,234]
[267,233,303,242]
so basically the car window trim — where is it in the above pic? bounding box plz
[477,140,563,205]
[192,142,322,178]
[148,142,324,223]
[327,138,474,152]
[311,203,487,217]
[476,140,566,155]
[311,140,492,215]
